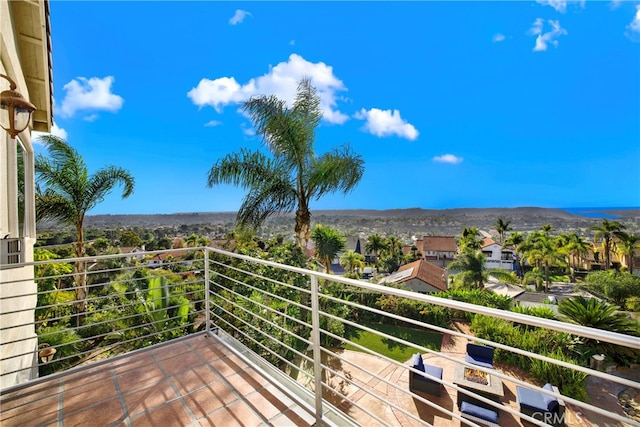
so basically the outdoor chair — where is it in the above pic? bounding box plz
[516,383,565,427]
[460,401,500,427]
[465,343,494,369]
[408,353,443,396]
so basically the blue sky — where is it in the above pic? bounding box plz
[37,1,640,215]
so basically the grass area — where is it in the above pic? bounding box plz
[343,322,443,363]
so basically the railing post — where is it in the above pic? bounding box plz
[310,275,323,425]
[204,248,211,332]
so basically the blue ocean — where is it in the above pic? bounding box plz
[562,207,639,219]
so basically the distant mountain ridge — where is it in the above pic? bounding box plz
[79,207,639,229]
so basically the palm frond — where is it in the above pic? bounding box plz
[308,144,364,199]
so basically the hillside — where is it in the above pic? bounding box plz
[66,207,640,241]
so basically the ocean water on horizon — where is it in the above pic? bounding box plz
[561,207,639,219]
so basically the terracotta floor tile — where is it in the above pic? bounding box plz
[194,342,228,362]
[111,353,156,374]
[172,364,220,395]
[224,370,269,396]
[63,377,118,413]
[152,341,191,361]
[130,399,192,427]
[200,401,263,427]
[122,378,177,417]
[62,397,124,427]
[267,409,315,427]
[116,363,165,391]
[0,394,60,427]
[211,355,248,378]
[244,387,291,421]
[159,352,205,376]
[62,364,112,387]
[0,380,60,412]
[181,384,230,418]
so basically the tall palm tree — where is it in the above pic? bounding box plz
[311,224,346,274]
[339,250,365,275]
[206,78,364,250]
[590,219,626,270]
[556,232,589,281]
[35,136,135,324]
[494,217,512,245]
[365,234,387,267]
[447,250,487,289]
[503,231,525,279]
[522,231,563,292]
[617,232,640,273]
[458,226,482,251]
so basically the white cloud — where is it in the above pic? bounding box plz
[83,114,98,122]
[32,122,68,143]
[204,120,222,127]
[59,76,124,118]
[529,18,567,51]
[536,0,568,13]
[354,108,419,140]
[229,9,252,25]
[535,0,584,13]
[188,54,349,124]
[492,33,506,42]
[433,154,463,164]
[625,5,640,41]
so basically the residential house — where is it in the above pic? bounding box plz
[379,259,447,294]
[415,235,457,267]
[0,0,53,388]
[481,237,515,271]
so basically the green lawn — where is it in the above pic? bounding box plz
[343,322,443,362]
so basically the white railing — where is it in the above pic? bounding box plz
[1,247,639,427]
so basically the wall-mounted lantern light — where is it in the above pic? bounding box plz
[38,343,57,364]
[0,74,36,139]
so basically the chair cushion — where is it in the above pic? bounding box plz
[541,383,559,413]
[517,385,559,414]
[412,353,425,370]
[465,354,494,369]
[423,364,443,379]
[461,401,499,424]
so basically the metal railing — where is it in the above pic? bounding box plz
[1,247,639,427]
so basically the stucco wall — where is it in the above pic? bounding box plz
[0,0,40,389]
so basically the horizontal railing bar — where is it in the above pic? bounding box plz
[205,247,640,349]
[209,278,309,332]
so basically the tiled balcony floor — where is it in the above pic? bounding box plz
[0,333,315,427]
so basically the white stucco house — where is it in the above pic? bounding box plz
[481,238,516,271]
[1,0,53,388]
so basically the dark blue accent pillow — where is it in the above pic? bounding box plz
[414,353,425,370]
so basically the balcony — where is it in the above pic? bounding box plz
[1,247,639,426]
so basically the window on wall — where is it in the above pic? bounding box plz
[17,141,25,238]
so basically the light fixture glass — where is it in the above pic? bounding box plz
[0,74,37,138]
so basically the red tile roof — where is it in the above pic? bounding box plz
[396,259,447,291]
[419,236,457,252]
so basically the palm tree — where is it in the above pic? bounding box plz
[35,136,134,324]
[616,232,640,273]
[590,219,626,270]
[365,234,387,267]
[206,78,364,250]
[311,224,346,274]
[504,231,525,279]
[339,250,365,275]
[522,231,563,292]
[559,296,638,358]
[447,250,488,289]
[495,217,512,245]
[458,226,482,251]
[556,232,589,281]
